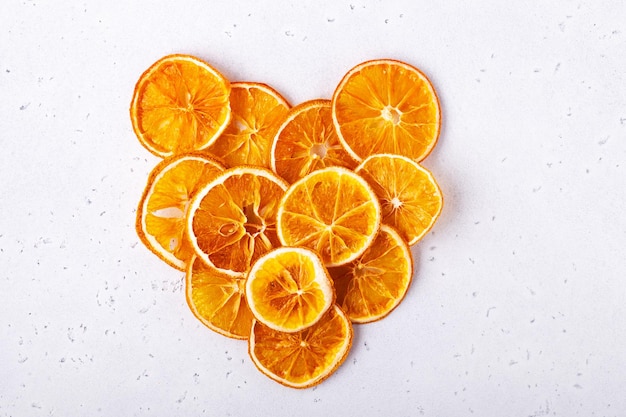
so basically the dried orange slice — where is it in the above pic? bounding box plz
[186,255,254,339]
[329,225,413,323]
[270,99,356,184]
[276,167,381,267]
[245,247,334,333]
[249,305,352,389]
[187,167,288,276]
[136,153,224,270]
[208,82,290,168]
[355,153,443,245]
[332,59,440,162]
[130,54,231,157]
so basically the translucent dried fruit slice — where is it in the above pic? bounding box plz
[186,255,254,339]
[276,167,381,267]
[208,82,290,168]
[249,305,352,389]
[355,153,443,245]
[136,153,224,270]
[332,59,441,162]
[187,167,288,276]
[246,247,334,333]
[270,99,356,183]
[130,54,231,157]
[329,225,413,323]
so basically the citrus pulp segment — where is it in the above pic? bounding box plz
[187,166,288,276]
[208,82,290,168]
[355,153,443,245]
[245,247,335,333]
[329,225,413,323]
[249,305,352,389]
[130,54,231,157]
[136,153,224,270]
[186,255,254,339]
[270,99,356,183]
[332,59,440,162]
[276,167,381,267]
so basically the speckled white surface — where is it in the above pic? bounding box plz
[1,1,625,416]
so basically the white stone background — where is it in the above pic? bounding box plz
[1,1,625,416]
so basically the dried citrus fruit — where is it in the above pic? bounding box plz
[186,255,253,339]
[276,167,381,267]
[270,99,356,183]
[208,82,290,168]
[332,59,440,162]
[130,54,231,157]
[245,247,334,333]
[329,225,413,323]
[136,153,224,270]
[187,166,288,276]
[249,305,352,389]
[355,153,443,245]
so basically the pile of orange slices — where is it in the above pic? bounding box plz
[130,54,443,388]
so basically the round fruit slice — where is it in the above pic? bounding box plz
[332,59,441,162]
[187,167,288,276]
[136,153,224,270]
[328,225,413,323]
[208,82,290,168]
[276,167,381,267]
[249,305,352,389]
[355,154,443,245]
[186,255,254,339]
[130,54,231,157]
[246,247,334,333]
[270,99,357,184]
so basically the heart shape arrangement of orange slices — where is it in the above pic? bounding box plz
[130,54,444,388]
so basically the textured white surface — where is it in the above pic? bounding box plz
[1,1,625,416]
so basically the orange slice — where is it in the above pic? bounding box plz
[332,59,441,162]
[245,247,334,333]
[187,166,288,276]
[186,255,254,339]
[130,54,231,157]
[355,153,443,245]
[249,305,352,389]
[270,99,357,184]
[136,153,224,270]
[329,225,413,323]
[208,82,290,168]
[276,166,381,267]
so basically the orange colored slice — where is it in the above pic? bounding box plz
[329,225,413,323]
[130,54,231,157]
[136,153,224,270]
[208,82,290,168]
[332,59,441,162]
[245,247,335,333]
[186,255,254,339]
[187,167,288,276]
[249,305,352,389]
[270,99,357,184]
[276,167,381,267]
[355,154,443,245]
